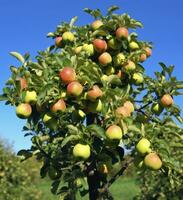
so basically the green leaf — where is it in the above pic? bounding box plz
[10,51,25,63]
[107,5,119,15]
[86,124,106,139]
[69,16,78,28]
[17,149,32,161]
[61,135,81,147]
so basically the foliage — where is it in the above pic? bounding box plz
[0,5,183,200]
[0,139,42,200]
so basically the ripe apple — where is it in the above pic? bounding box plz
[67,81,83,96]
[115,27,129,39]
[132,73,144,85]
[91,20,103,30]
[151,103,163,115]
[144,152,162,170]
[114,53,126,66]
[136,138,151,154]
[107,38,121,50]
[82,44,94,55]
[98,52,112,66]
[51,99,66,113]
[59,67,76,84]
[105,125,122,140]
[73,143,91,160]
[123,61,136,72]
[160,94,174,107]
[123,101,134,113]
[93,39,107,53]
[74,46,82,54]
[16,103,32,119]
[115,106,131,118]
[129,41,139,50]
[24,90,37,104]
[88,99,103,113]
[87,85,103,101]
[145,47,152,57]
[62,31,75,42]
[19,77,27,90]
[139,53,147,62]
[55,36,62,47]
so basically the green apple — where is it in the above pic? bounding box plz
[160,94,174,107]
[82,44,94,56]
[129,41,139,50]
[43,113,52,123]
[136,138,151,154]
[123,61,136,72]
[107,38,121,50]
[48,166,61,180]
[74,46,82,54]
[62,31,75,42]
[91,20,103,30]
[24,91,37,104]
[16,103,32,119]
[105,125,122,140]
[144,152,162,170]
[151,103,163,115]
[88,99,103,113]
[43,113,57,130]
[132,73,144,85]
[73,143,91,160]
[114,53,126,66]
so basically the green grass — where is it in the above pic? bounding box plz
[36,176,139,200]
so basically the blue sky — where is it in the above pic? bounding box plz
[0,0,183,152]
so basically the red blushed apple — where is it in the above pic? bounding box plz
[55,36,62,47]
[59,67,76,84]
[160,94,174,107]
[115,106,131,118]
[144,47,152,57]
[51,99,66,113]
[91,20,103,30]
[105,125,122,140]
[93,39,107,53]
[18,77,27,90]
[98,52,112,66]
[139,53,147,62]
[115,27,129,39]
[16,103,32,119]
[87,85,103,101]
[67,81,83,96]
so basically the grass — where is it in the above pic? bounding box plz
[36,176,139,200]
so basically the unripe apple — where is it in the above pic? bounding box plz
[87,85,103,101]
[18,77,27,90]
[88,99,103,113]
[115,27,129,39]
[144,152,162,170]
[132,73,144,85]
[51,99,66,113]
[82,44,94,56]
[59,67,76,84]
[74,46,82,54]
[24,91,37,104]
[55,36,62,47]
[115,106,130,118]
[48,166,61,180]
[160,94,174,107]
[16,103,32,119]
[151,103,163,115]
[62,31,75,42]
[105,125,122,140]
[114,53,126,66]
[93,39,107,53]
[73,143,91,160]
[67,81,83,96]
[98,52,112,66]
[43,113,52,123]
[107,38,121,50]
[136,138,151,154]
[129,41,139,50]
[91,20,103,30]
[101,75,109,82]
[123,101,134,113]
[123,61,136,72]
[144,47,152,57]
[139,53,147,62]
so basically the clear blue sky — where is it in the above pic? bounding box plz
[0,0,183,152]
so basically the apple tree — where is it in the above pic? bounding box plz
[0,6,183,200]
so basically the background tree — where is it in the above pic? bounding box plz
[0,6,183,200]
